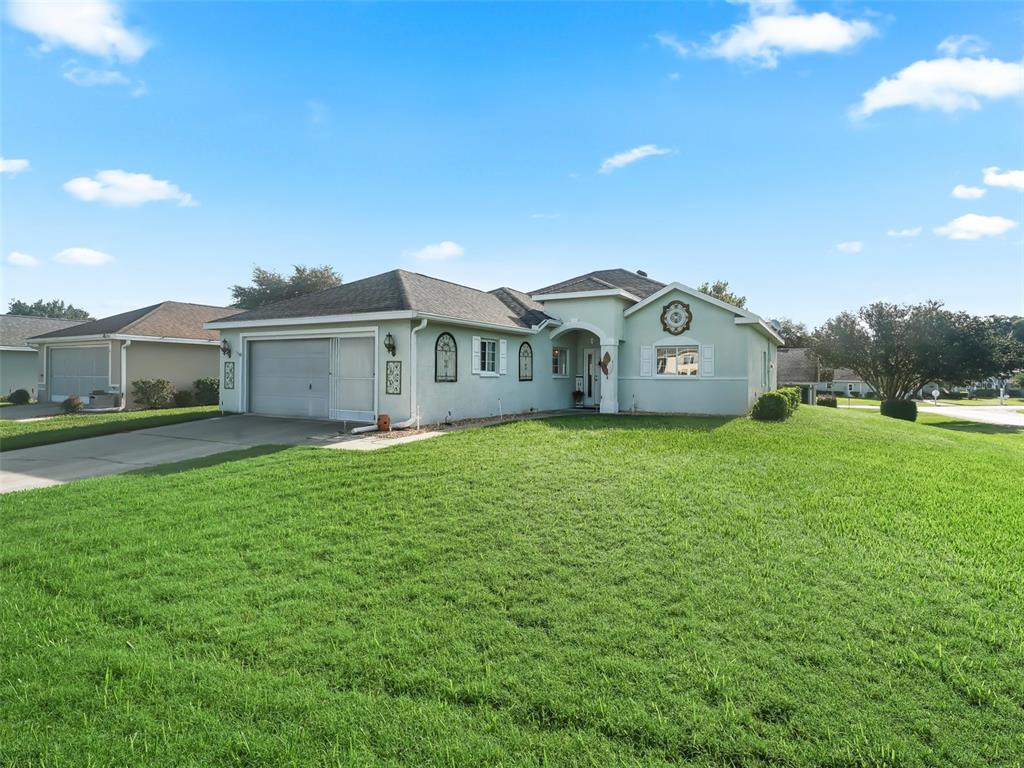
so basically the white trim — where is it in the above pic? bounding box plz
[0,346,36,352]
[620,375,747,382]
[208,310,546,336]
[623,282,761,321]
[27,333,218,346]
[531,289,641,302]
[551,346,569,378]
[652,342,701,379]
[43,342,114,400]
[414,313,540,335]
[734,317,786,345]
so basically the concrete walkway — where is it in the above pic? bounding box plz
[0,415,432,493]
[921,404,1024,427]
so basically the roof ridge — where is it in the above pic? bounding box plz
[394,270,414,310]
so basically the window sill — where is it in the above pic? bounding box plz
[552,374,570,379]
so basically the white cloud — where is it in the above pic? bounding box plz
[836,241,864,253]
[887,226,922,238]
[0,157,30,175]
[407,241,464,261]
[983,166,1024,190]
[654,32,692,57]
[952,184,986,199]
[934,213,1018,240]
[7,0,149,62]
[62,62,129,86]
[6,251,39,267]
[63,170,197,207]
[668,72,681,81]
[55,247,114,266]
[852,57,1024,118]
[937,35,987,57]
[599,144,673,174]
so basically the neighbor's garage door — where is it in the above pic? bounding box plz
[248,339,330,418]
[49,346,109,402]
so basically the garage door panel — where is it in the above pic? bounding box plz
[49,347,109,401]
[249,340,330,419]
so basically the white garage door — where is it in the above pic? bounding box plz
[49,346,109,402]
[249,339,330,418]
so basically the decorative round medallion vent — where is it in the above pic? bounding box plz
[660,300,693,335]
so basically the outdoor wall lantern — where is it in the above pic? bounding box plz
[220,340,232,358]
[384,332,397,357]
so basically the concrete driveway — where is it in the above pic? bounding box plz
[0,415,358,493]
[923,404,1024,428]
[0,402,63,420]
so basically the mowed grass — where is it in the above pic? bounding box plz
[2,408,1023,767]
[0,406,221,451]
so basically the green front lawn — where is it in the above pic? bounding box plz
[2,408,1022,766]
[0,406,221,451]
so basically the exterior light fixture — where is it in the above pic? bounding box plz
[220,339,232,358]
[384,332,397,357]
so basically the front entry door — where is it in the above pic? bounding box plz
[583,348,601,407]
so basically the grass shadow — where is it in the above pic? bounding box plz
[921,418,1024,436]
[131,445,291,477]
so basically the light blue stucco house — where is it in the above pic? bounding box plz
[207,268,782,425]
[0,314,85,399]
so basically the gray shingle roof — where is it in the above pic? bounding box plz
[216,270,554,329]
[1,315,85,349]
[532,269,666,299]
[31,302,240,342]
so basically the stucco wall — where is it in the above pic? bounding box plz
[414,321,574,424]
[125,341,220,408]
[1,350,40,398]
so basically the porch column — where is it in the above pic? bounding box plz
[599,343,619,414]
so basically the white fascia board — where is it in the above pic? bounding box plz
[623,282,761,321]
[0,346,36,352]
[531,289,641,303]
[735,318,785,345]
[206,310,416,330]
[413,313,538,335]
[27,334,218,346]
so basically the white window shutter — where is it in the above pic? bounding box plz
[472,336,481,374]
[701,344,715,377]
[499,339,508,375]
[640,345,653,377]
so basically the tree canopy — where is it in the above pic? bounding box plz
[7,298,93,321]
[770,317,812,347]
[698,280,746,309]
[230,265,342,309]
[813,302,1022,401]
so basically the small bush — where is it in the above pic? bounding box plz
[131,379,175,409]
[751,391,791,421]
[971,388,997,399]
[778,386,801,411]
[9,389,31,405]
[817,394,837,408]
[880,399,917,421]
[193,377,220,406]
[61,395,84,414]
[173,389,195,407]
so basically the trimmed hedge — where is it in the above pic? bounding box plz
[817,394,837,408]
[9,389,31,406]
[751,391,791,421]
[778,386,801,411]
[132,379,175,409]
[880,399,917,421]
[194,377,220,406]
[173,390,195,407]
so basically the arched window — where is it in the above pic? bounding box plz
[435,333,457,382]
[518,342,533,381]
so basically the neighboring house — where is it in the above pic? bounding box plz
[0,314,85,399]
[777,347,871,402]
[207,268,782,424]
[29,302,240,407]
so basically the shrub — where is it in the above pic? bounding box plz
[751,391,791,421]
[817,394,837,408]
[9,389,31,405]
[193,377,220,406]
[173,389,195,407]
[880,399,917,421]
[61,395,84,414]
[777,386,801,411]
[131,379,175,409]
[863,391,878,400]
[944,391,963,400]
[971,388,997,399]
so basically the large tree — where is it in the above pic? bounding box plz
[813,302,1011,401]
[698,280,746,309]
[770,317,811,347]
[8,298,93,320]
[230,265,342,309]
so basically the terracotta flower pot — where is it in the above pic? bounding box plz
[376,414,391,431]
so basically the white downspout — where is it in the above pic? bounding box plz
[118,339,132,410]
[351,318,428,433]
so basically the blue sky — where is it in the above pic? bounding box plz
[2,0,1022,326]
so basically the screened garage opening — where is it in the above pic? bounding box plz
[48,346,110,402]
[247,336,376,422]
